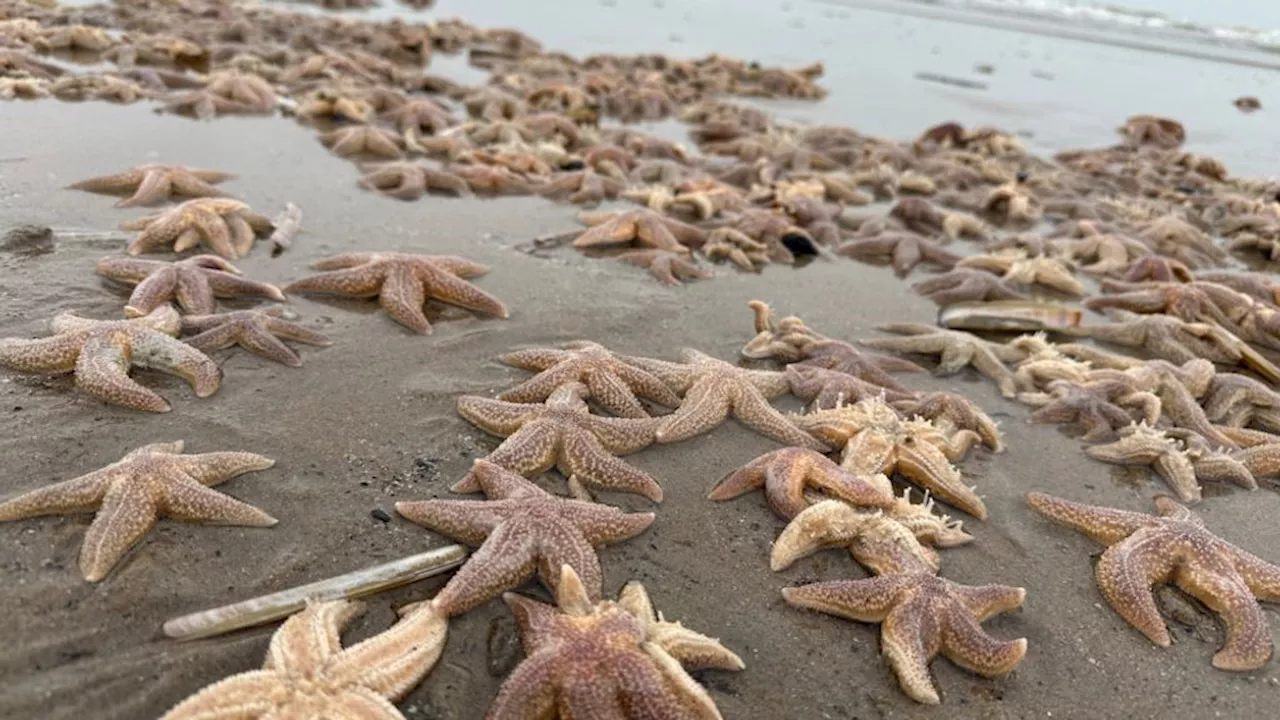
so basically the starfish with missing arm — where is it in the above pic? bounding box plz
[94,255,284,317]
[573,208,707,253]
[122,198,273,259]
[622,348,829,450]
[1027,492,1280,670]
[454,383,663,501]
[496,341,682,418]
[742,301,923,392]
[488,565,739,719]
[395,460,655,616]
[783,572,1027,704]
[860,323,1023,398]
[0,306,220,412]
[0,441,274,582]
[911,268,1029,306]
[181,310,332,367]
[283,252,508,334]
[161,599,447,719]
[69,164,234,207]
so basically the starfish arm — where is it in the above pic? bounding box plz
[230,321,306,366]
[173,269,219,316]
[497,347,567,371]
[159,475,276,526]
[75,333,171,412]
[128,331,221,398]
[171,172,234,200]
[379,262,431,333]
[1025,492,1155,544]
[782,575,912,621]
[940,611,1028,677]
[431,516,540,616]
[181,322,244,354]
[729,383,829,450]
[971,349,1018,398]
[69,168,145,194]
[535,523,606,603]
[172,451,274,486]
[485,652,559,719]
[771,501,936,575]
[0,468,116,520]
[122,266,181,316]
[395,498,509,545]
[1153,452,1203,503]
[311,253,381,270]
[618,354,696,394]
[0,334,84,374]
[578,416,657,455]
[283,264,388,297]
[419,265,510,319]
[192,209,238,259]
[635,646,726,719]
[118,169,172,208]
[158,670,284,719]
[466,425,560,490]
[204,270,285,302]
[805,459,898,511]
[456,395,542,436]
[496,362,584,405]
[1094,533,1179,648]
[880,601,945,705]
[706,453,770,503]
[423,255,491,279]
[264,599,360,673]
[561,429,664,501]
[79,480,160,581]
[327,604,448,699]
[655,381,731,444]
[1177,565,1275,670]
[891,239,924,277]
[568,503,655,546]
[896,441,987,520]
[1233,549,1280,602]
[262,317,331,346]
[582,367,651,418]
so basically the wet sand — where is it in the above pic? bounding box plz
[3,1,1280,718]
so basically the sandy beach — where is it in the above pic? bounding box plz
[3,0,1280,718]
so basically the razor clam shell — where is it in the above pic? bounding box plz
[163,544,468,641]
[938,301,1081,332]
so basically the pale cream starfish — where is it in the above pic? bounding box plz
[489,564,737,719]
[121,198,273,259]
[771,499,942,575]
[623,348,829,450]
[283,252,508,333]
[0,306,220,412]
[94,255,284,318]
[860,323,1023,398]
[396,460,654,616]
[69,164,234,207]
[0,441,274,582]
[161,599,447,719]
[1028,492,1280,670]
[454,382,663,501]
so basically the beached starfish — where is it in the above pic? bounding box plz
[615,248,712,286]
[1203,373,1280,427]
[861,323,1022,398]
[1027,492,1280,670]
[181,310,332,367]
[1083,422,1249,503]
[894,391,1004,452]
[786,365,916,410]
[1085,310,1280,383]
[742,301,923,392]
[537,168,624,206]
[708,447,894,519]
[836,232,962,277]
[0,441,274,582]
[792,398,987,519]
[1196,270,1280,306]
[1137,215,1228,268]
[69,164,234,208]
[0,306,220,412]
[623,348,828,450]
[783,572,1027,704]
[770,499,942,575]
[573,208,706,253]
[489,565,737,719]
[958,250,1086,296]
[1086,281,1248,335]
[1052,233,1150,276]
[357,162,470,199]
[283,252,508,334]
[162,73,276,120]
[702,227,773,270]
[396,460,654,616]
[454,383,662,501]
[496,341,681,418]
[1122,255,1194,283]
[95,255,284,317]
[1021,379,1156,442]
[911,268,1028,306]
[319,124,406,159]
[122,198,272,259]
[161,599,446,719]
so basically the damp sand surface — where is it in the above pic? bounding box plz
[3,1,1280,718]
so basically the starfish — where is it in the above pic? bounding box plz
[958,250,1086,296]
[1203,372,1280,427]
[702,227,773,271]
[786,364,916,410]
[181,310,332,367]
[0,441,274,582]
[1021,379,1156,441]
[741,301,923,392]
[836,232,962,278]
[1027,492,1280,670]
[94,255,284,317]
[537,168,624,206]
[121,198,273,259]
[1085,310,1280,383]
[573,208,706,253]
[792,398,987,519]
[860,323,1022,398]
[357,162,470,200]
[1051,233,1150,276]
[623,348,828,450]
[1232,443,1280,480]
[454,383,662,501]
[69,164,234,208]
[1122,255,1194,283]
[496,341,682,418]
[283,252,508,334]
[0,306,220,412]
[770,499,942,575]
[783,572,1027,704]
[1085,282,1248,337]
[161,599,446,719]
[489,565,737,719]
[1137,215,1228,268]
[319,124,405,159]
[381,97,455,135]
[1195,270,1280,307]
[708,447,894,519]
[395,460,654,616]
[615,248,713,286]
[911,268,1029,306]
[1083,422,1251,503]
[162,73,276,120]
[893,391,1003,452]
